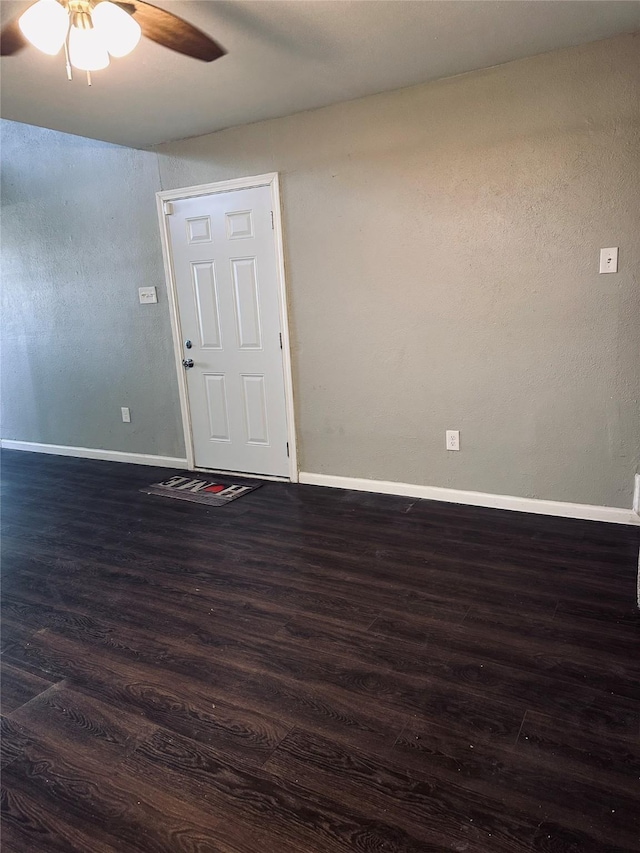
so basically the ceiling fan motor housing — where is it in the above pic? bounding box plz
[68,2,95,32]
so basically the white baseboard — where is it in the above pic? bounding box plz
[299,472,640,526]
[2,441,636,525]
[0,439,187,470]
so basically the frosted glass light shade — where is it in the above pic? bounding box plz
[92,1,141,58]
[19,0,70,56]
[68,24,110,71]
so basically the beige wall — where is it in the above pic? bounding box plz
[156,34,639,508]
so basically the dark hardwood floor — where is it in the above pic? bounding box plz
[1,449,639,853]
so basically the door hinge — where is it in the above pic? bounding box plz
[286,442,289,457]
[270,210,274,230]
[279,332,283,349]
[163,201,174,215]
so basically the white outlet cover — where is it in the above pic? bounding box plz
[138,286,158,303]
[446,429,460,451]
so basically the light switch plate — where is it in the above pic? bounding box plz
[139,286,158,304]
[599,248,618,274]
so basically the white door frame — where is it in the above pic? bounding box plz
[156,173,298,482]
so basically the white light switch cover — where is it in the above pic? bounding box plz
[599,248,618,274]
[139,286,158,304]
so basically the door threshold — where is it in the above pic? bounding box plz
[192,466,289,483]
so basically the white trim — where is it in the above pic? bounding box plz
[270,173,299,482]
[156,173,298,482]
[3,440,636,524]
[0,439,187,469]
[633,473,640,515]
[299,472,640,526]
[156,191,195,470]
[158,173,280,202]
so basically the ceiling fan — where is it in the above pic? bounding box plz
[0,0,226,84]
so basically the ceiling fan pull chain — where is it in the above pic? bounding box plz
[63,37,72,80]
[87,70,92,86]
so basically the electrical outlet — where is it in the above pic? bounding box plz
[446,430,460,451]
[121,407,131,423]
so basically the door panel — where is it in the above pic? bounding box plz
[192,262,222,349]
[204,374,230,442]
[241,374,269,444]
[231,258,262,349]
[166,185,289,476]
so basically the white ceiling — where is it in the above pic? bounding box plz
[1,1,639,148]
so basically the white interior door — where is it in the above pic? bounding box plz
[166,185,290,477]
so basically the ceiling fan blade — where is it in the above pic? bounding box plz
[116,1,226,62]
[0,18,28,56]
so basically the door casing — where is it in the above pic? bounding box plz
[156,173,298,481]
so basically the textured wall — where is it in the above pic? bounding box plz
[2,34,638,507]
[0,121,185,457]
[156,34,640,508]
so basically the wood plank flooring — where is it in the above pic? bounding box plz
[1,448,639,853]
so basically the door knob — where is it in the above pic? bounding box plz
[182,358,194,369]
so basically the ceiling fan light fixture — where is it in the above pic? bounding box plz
[68,21,110,71]
[91,1,141,58]
[3,0,226,76]
[18,0,70,56]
